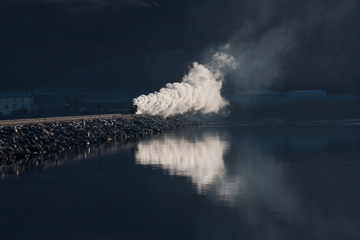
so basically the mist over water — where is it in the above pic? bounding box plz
[133,51,237,117]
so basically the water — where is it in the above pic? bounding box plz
[1,124,360,240]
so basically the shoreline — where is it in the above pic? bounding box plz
[2,114,359,164]
[0,114,138,126]
[0,114,201,164]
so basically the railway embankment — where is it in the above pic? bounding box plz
[0,114,200,163]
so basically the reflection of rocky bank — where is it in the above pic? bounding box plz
[0,141,135,179]
[0,115,200,164]
[136,133,229,192]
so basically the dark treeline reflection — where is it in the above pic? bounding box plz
[0,141,136,179]
[1,125,360,239]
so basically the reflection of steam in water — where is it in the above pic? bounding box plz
[136,128,360,239]
[135,133,230,192]
[135,129,301,218]
[134,131,296,209]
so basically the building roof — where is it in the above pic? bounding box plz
[287,90,327,97]
[237,90,285,97]
[83,90,142,104]
[38,96,71,107]
[0,91,31,98]
[33,87,88,96]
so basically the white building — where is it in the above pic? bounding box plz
[0,91,33,115]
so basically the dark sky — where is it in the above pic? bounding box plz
[0,0,359,94]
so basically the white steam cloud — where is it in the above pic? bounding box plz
[133,51,237,117]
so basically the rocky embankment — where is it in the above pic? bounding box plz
[0,115,200,164]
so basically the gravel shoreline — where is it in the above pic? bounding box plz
[0,114,200,164]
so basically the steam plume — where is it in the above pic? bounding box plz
[133,51,237,117]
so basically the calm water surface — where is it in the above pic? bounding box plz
[1,124,360,240]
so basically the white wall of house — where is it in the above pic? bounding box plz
[0,96,33,115]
